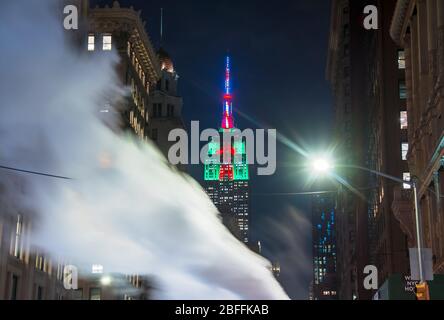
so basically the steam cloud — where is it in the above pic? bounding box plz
[0,0,288,299]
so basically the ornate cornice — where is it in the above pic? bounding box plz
[88,1,161,83]
[390,0,411,45]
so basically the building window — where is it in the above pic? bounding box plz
[167,104,174,117]
[399,81,407,99]
[36,286,44,300]
[153,104,162,118]
[89,288,101,300]
[403,172,411,189]
[35,254,47,273]
[10,275,19,300]
[103,35,112,51]
[88,35,95,51]
[57,263,65,281]
[343,24,350,38]
[165,80,170,91]
[402,143,409,160]
[73,288,83,300]
[13,215,23,259]
[398,50,406,69]
[400,111,408,129]
[92,264,104,274]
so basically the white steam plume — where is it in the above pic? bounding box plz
[0,0,288,300]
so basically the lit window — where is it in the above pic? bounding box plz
[92,264,104,274]
[89,288,101,300]
[402,143,409,160]
[399,81,407,99]
[403,172,411,189]
[88,35,95,51]
[398,50,406,69]
[13,215,23,259]
[400,111,408,129]
[103,35,112,51]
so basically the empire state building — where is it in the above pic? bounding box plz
[204,56,250,243]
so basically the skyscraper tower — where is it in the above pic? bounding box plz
[204,56,250,244]
[311,193,337,300]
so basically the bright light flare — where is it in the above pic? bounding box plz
[311,157,334,174]
[100,276,112,286]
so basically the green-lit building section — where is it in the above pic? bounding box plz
[204,137,249,181]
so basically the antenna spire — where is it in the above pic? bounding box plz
[221,55,234,129]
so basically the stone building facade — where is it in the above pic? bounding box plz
[0,177,69,300]
[391,0,444,275]
[148,47,185,160]
[87,1,161,141]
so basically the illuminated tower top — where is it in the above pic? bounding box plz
[221,56,234,130]
[204,56,248,182]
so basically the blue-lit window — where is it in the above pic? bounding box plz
[399,81,407,99]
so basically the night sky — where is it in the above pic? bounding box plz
[92,0,333,299]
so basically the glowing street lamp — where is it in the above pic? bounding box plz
[311,156,334,174]
[100,276,112,286]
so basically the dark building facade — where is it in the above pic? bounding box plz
[365,0,410,293]
[327,0,373,299]
[311,194,338,300]
[327,0,410,299]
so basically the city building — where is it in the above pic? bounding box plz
[86,1,161,142]
[85,1,186,162]
[327,0,374,299]
[390,0,444,276]
[311,193,338,300]
[364,0,411,293]
[308,281,314,300]
[72,272,154,300]
[204,56,250,244]
[0,0,88,301]
[148,47,186,161]
[327,0,411,299]
[0,178,69,300]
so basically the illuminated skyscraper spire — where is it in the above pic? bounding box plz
[221,56,234,129]
[204,55,250,243]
